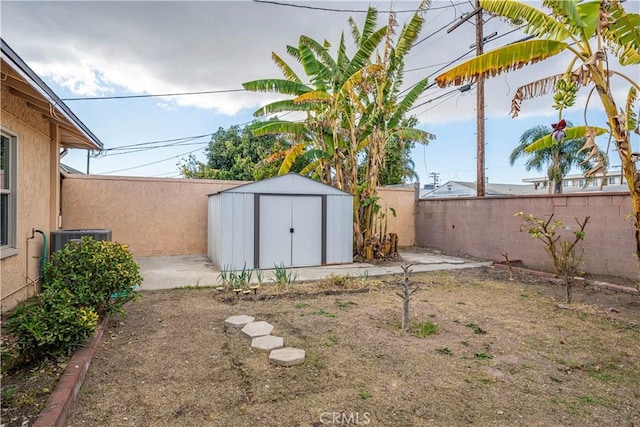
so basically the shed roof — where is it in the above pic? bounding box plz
[208,173,352,196]
[1,39,103,150]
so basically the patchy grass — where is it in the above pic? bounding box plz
[409,320,438,338]
[4,268,640,427]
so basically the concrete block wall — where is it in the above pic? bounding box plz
[415,193,636,280]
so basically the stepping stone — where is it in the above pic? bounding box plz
[269,347,305,367]
[241,321,274,338]
[224,315,255,329]
[251,335,284,351]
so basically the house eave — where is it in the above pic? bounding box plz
[1,38,103,150]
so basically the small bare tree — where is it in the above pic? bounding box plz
[516,213,590,303]
[396,264,418,331]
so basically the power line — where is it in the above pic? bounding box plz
[61,88,245,101]
[99,147,203,175]
[252,0,469,13]
[101,134,214,152]
[101,141,209,157]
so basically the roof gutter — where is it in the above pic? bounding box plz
[1,38,103,150]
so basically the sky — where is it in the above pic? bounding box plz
[1,0,638,186]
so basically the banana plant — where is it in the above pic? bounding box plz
[436,0,640,283]
[243,1,435,258]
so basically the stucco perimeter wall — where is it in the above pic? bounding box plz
[416,193,636,280]
[1,85,53,309]
[377,186,416,247]
[61,175,247,257]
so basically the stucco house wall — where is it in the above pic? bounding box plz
[1,85,54,309]
[1,39,102,310]
[415,193,635,280]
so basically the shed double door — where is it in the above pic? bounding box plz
[258,195,322,268]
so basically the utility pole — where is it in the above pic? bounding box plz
[428,172,440,188]
[447,1,486,197]
[475,0,485,197]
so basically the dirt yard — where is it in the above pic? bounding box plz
[63,267,639,427]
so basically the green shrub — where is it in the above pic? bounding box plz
[4,288,98,362]
[44,237,142,314]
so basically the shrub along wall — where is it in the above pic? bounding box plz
[415,192,635,280]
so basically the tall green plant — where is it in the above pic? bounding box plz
[436,0,640,285]
[517,212,590,303]
[243,1,434,258]
[510,121,607,193]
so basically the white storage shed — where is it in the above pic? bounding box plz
[207,174,353,270]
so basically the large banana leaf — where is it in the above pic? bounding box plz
[390,127,435,145]
[300,35,338,78]
[271,52,302,83]
[480,0,573,41]
[574,1,600,40]
[278,143,306,175]
[389,76,430,128]
[298,43,325,91]
[252,99,315,118]
[249,120,308,137]
[349,7,378,47]
[524,126,608,152]
[295,91,332,105]
[395,0,429,57]
[626,87,639,134]
[436,39,568,87]
[336,33,349,82]
[347,26,387,76]
[242,79,311,95]
[602,3,640,65]
[543,0,584,29]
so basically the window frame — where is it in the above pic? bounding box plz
[1,129,18,259]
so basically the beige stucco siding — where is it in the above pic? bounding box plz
[61,175,247,256]
[377,186,416,247]
[1,85,53,309]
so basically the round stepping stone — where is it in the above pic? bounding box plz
[224,315,255,329]
[269,347,305,367]
[241,321,274,338]
[251,335,284,351]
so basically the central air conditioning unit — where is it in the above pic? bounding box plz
[51,229,112,252]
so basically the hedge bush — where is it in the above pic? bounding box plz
[5,237,142,362]
[4,287,98,361]
[43,237,142,314]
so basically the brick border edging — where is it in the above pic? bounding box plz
[491,262,639,296]
[33,315,109,427]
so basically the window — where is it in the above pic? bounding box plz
[1,131,17,258]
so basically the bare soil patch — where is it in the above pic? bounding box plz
[58,267,640,427]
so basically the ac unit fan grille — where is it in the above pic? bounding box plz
[51,229,112,252]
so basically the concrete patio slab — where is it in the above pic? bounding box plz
[269,348,305,367]
[136,249,491,291]
[241,321,274,339]
[251,335,284,351]
[224,315,255,329]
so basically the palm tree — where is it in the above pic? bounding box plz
[510,122,605,194]
[435,0,640,280]
[243,1,434,258]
